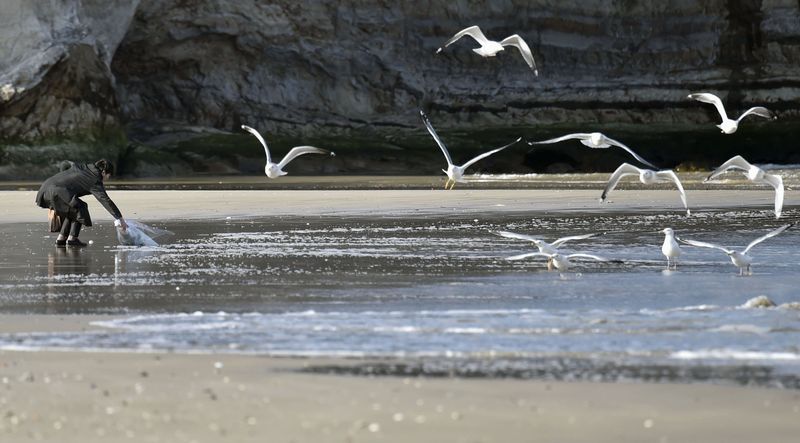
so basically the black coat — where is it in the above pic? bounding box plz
[35,162,122,227]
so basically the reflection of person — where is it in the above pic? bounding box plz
[48,247,90,277]
[35,159,128,247]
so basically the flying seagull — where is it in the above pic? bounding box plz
[420,110,521,190]
[680,224,793,275]
[601,163,690,215]
[528,132,657,169]
[496,230,602,270]
[242,125,334,179]
[704,155,784,218]
[436,25,538,75]
[687,92,776,134]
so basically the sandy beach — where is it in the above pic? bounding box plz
[0,344,798,443]
[2,186,799,442]
[2,187,797,223]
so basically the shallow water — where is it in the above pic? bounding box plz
[1,211,799,385]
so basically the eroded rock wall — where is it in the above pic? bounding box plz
[112,0,800,134]
[1,1,799,177]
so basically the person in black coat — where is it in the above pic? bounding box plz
[35,159,128,247]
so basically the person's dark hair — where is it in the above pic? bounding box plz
[94,159,115,177]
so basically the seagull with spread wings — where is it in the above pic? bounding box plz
[496,230,602,270]
[242,125,334,179]
[687,92,776,134]
[420,110,521,190]
[704,155,784,219]
[528,132,657,169]
[436,25,538,75]
[601,163,690,215]
[506,251,617,272]
[679,224,793,275]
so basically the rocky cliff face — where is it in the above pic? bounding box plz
[2,0,799,178]
[0,0,140,178]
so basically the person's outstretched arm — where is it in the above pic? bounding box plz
[90,182,127,230]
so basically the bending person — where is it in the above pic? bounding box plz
[36,159,128,247]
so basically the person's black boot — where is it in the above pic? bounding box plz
[66,238,88,248]
[55,238,67,247]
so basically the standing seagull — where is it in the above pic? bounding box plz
[436,25,538,75]
[704,155,784,219]
[528,132,657,169]
[420,110,521,190]
[496,230,601,270]
[680,224,793,275]
[601,163,690,215]
[687,93,776,134]
[507,251,616,272]
[242,125,334,179]
[660,228,682,270]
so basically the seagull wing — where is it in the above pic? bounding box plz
[688,92,729,122]
[241,124,271,164]
[743,224,792,255]
[679,238,733,255]
[529,133,592,145]
[736,107,775,123]
[657,170,690,214]
[506,251,551,261]
[705,155,751,181]
[565,253,610,262]
[277,146,332,170]
[420,110,453,166]
[460,137,521,170]
[761,174,784,218]
[496,230,544,243]
[603,136,657,169]
[551,233,600,248]
[499,34,538,74]
[601,163,641,201]
[438,25,491,52]
[497,231,553,252]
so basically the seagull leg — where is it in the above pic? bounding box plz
[444,179,450,189]
[547,259,553,271]
[449,181,457,190]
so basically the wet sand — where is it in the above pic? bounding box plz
[2,188,799,441]
[2,342,800,443]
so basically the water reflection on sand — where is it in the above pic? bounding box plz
[1,209,799,384]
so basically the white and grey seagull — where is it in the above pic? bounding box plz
[242,125,334,179]
[528,132,657,169]
[660,227,682,270]
[687,92,776,134]
[506,251,616,272]
[436,25,538,75]
[420,110,521,190]
[704,155,784,219]
[679,224,793,275]
[496,230,602,270]
[601,163,690,215]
